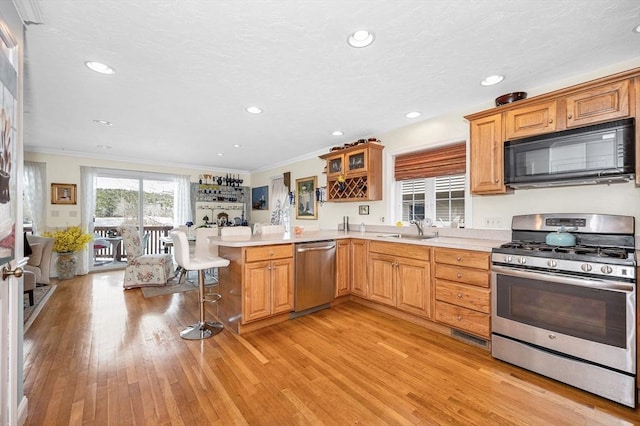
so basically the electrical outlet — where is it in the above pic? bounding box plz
[483,216,504,228]
[380,216,385,223]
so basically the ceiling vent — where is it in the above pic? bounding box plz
[13,0,44,25]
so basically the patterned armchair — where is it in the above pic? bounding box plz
[119,225,173,289]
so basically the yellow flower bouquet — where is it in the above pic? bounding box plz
[43,226,93,253]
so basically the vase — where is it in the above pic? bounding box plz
[56,252,78,280]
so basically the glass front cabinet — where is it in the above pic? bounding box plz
[320,142,384,201]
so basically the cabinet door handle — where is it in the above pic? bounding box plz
[456,256,462,261]
[456,273,462,279]
[457,293,463,298]
[269,251,274,256]
[548,118,553,124]
[457,315,463,321]
[567,114,572,119]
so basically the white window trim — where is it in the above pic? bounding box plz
[384,141,473,227]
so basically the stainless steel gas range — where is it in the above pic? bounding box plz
[491,213,637,407]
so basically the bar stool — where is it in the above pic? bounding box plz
[219,226,252,237]
[170,230,230,340]
[259,224,286,234]
[194,226,219,282]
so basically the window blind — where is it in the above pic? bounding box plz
[394,142,466,181]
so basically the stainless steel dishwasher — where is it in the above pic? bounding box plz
[293,240,336,316]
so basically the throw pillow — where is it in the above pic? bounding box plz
[27,243,43,266]
[24,232,33,256]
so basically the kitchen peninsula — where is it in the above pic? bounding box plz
[212,228,507,339]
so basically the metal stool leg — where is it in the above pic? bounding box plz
[180,269,223,340]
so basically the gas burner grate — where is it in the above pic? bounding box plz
[499,241,632,260]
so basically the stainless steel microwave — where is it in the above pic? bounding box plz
[504,118,635,189]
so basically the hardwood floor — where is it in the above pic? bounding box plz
[23,271,640,425]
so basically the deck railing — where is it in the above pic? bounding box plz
[93,225,174,262]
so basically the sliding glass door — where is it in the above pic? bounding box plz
[93,170,175,268]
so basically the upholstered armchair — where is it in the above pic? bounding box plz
[119,225,173,289]
[24,234,54,285]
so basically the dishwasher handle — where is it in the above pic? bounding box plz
[296,242,336,253]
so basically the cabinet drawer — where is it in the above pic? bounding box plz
[369,241,430,260]
[434,264,489,288]
[435,301,490,338]
[245,244,293,262]
[435,280,490,313]
[434,248,489,270]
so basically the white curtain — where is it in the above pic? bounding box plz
[269,176,290,228]
[78,166,97,275]
[173,175,192,227]
[23,161,46,234]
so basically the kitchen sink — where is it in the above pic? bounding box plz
[377,232,439,240]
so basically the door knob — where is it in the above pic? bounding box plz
[2,266,24,280]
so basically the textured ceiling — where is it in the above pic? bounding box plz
[20,0,640,172]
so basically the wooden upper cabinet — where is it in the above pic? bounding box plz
[466,67,640,194]
[345,148,369,175]
[469,113,506,194]
[505,100,557,140]
[320,142,384,202]
[564,80,630,128]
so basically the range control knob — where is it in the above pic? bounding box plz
[505,255,513,263]
[581,263,592,272]
[600,265,613,274]
[518,256,527,265]
[546,260,557,268]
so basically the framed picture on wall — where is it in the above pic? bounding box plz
[296,176,317,220]
[252,186,268,210]
[51,183,77,205]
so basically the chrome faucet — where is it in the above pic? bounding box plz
[410,219,424,236]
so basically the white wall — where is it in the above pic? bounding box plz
[24,152,250,228]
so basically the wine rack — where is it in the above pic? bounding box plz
[327,176,369,201]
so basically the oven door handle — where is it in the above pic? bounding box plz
[492,265,635,292]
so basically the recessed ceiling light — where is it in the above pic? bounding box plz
[233,144,241,148]
[246,106,262,114]
[633,24,640,33]
[85,61,116,75]
[96,145,111,149]
[93,119,112,126]
[481,74,504,86]
[332,130,344,136]
[405,111,421,119]
[347,29,375,48]
[217,152,224,156]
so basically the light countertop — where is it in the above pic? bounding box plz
[209,229,508,252]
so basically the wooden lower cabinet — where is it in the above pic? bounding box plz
[368,241,431,318]
[242,245,294,323]
[433,247,491,338]
[350,239,368,298]
[335,239,351,297]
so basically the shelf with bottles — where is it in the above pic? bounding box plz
[195,187,246,202]
[198,173,244,187]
